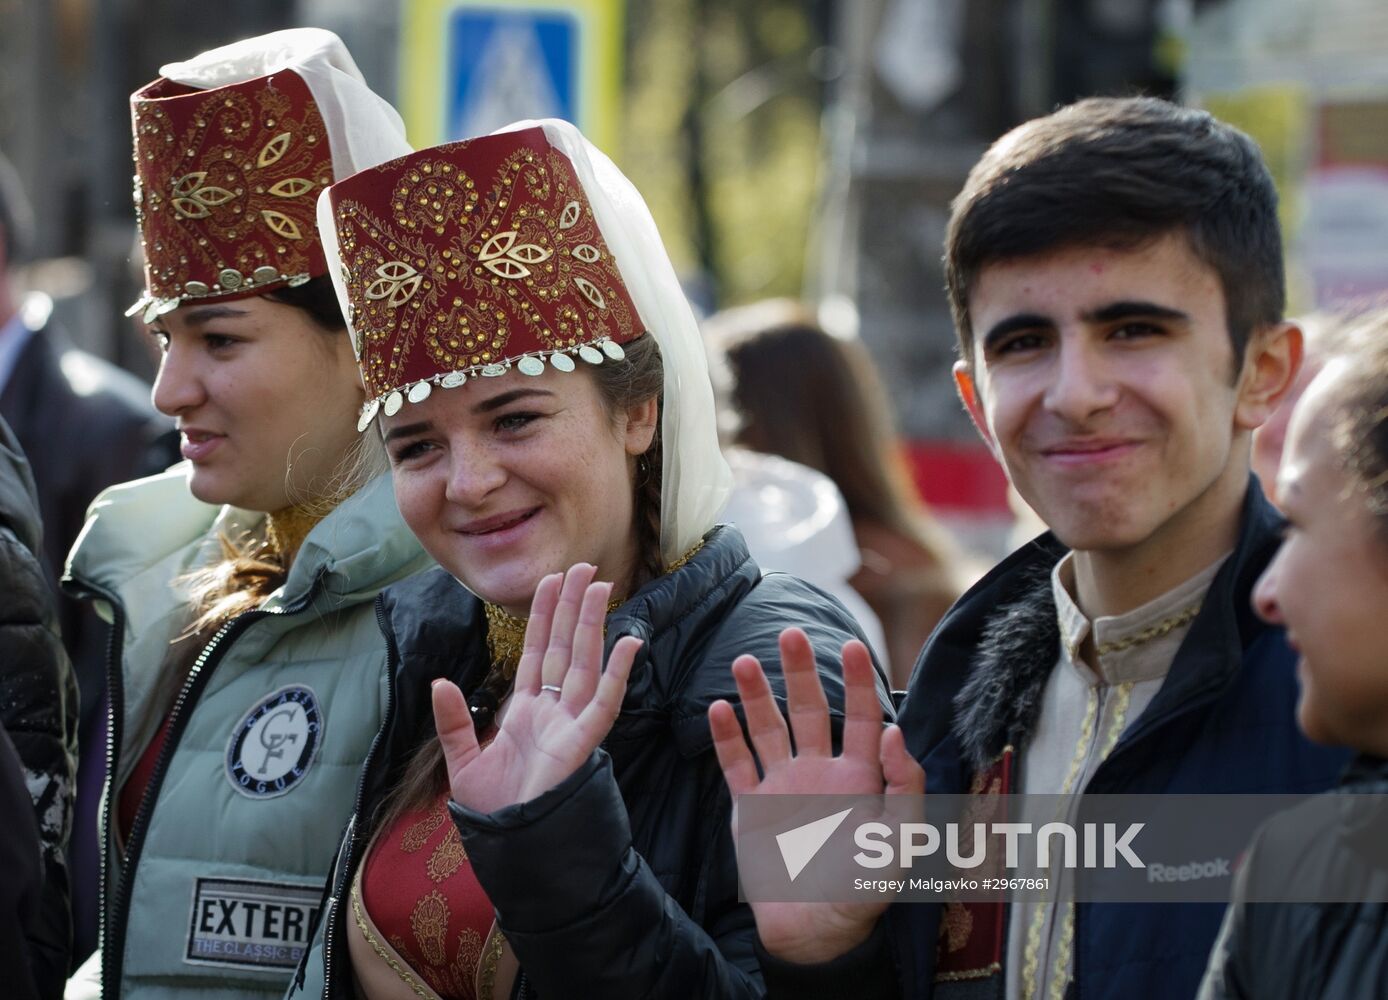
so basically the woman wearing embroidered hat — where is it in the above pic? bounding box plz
[62,29,434,1000]
[295,122,893,999]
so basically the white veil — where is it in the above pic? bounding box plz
[508,120,730,566]
[157,27,412,179]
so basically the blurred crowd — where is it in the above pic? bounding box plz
[1,22,1386,1000]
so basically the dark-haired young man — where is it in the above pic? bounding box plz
[711,96,1350,999]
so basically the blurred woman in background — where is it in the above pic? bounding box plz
[706,300,972,684]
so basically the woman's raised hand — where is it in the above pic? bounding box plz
[432,563,643,815]
[708,627,924,965]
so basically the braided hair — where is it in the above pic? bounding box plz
[591,333,666,587]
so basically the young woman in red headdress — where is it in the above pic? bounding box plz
[293,121,893,1000]
[62,30,435,1000]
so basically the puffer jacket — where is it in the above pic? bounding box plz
[0,416,78,998]
[1,725,44,1000]
[1197,754,1388,1000]
[290,523,894,999]
[63,467,432,999]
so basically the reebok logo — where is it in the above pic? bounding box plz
[1147,858,1232,883]
[776,808,854,881]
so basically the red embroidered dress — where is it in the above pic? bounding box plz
[359,791,498,999]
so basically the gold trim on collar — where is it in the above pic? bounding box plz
[1094,603,1200,657]
[481,539,706,678]
[264,506,327,564]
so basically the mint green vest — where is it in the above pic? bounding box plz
[66,469,433,999]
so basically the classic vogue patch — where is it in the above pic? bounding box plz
[185,876,322,971]
[225,685,322,798]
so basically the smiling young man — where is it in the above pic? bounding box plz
[729,97,1352,1000]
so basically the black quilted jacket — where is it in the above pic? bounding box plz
[0,416,78,998]
[309,523,892,999]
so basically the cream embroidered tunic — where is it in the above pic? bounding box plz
[1003,552,1229,1000]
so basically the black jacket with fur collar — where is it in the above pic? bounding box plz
[762,480,1349,1000]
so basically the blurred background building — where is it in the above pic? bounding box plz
[3,0,1386,554]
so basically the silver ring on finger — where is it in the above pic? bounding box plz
[540,683,563,696]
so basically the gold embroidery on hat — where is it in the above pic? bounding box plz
[366,261,423,307]
[269,177,314,198]
[258,132,292,168]
[132,80,327,307]
[479,230,554,279]
[335,146,637,401]
[261,210,304,240]
[573,276,606,310]
[171,171,237,218]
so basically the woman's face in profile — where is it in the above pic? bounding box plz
[149,294,363,512]
[381,366,657,616]
[1253,361,1388,752]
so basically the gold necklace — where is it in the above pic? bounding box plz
[666,538,704,573]
[1093,603,1200,657]
[263,506,327,564]
[481,540,707,680]
[482,602,533,683]
[482,596,624,682]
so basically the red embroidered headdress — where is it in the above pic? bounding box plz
[127,69,332,322]
[323,127,647,432]
[125,29,411,324]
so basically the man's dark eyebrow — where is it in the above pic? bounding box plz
[383,421,432,444]
[981,313,1054,353]
[180,305,251,325]
[1082,301,1190,324]
[473,388,554,414]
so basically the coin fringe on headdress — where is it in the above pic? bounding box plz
[355,336,631,433]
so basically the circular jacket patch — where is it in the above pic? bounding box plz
[225,685,323,798]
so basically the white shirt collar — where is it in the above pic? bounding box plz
[1051,550,1230,685]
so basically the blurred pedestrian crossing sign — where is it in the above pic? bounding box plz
[401,0,624,154]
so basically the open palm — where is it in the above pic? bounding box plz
[708,628,924,966]
[432,563,643,815]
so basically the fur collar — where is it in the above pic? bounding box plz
[951,563,1059,772]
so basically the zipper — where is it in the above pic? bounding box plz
[319,594,400,1000]
[65,580,125,988]
[98,575,324,994]
[288,813,351,993]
